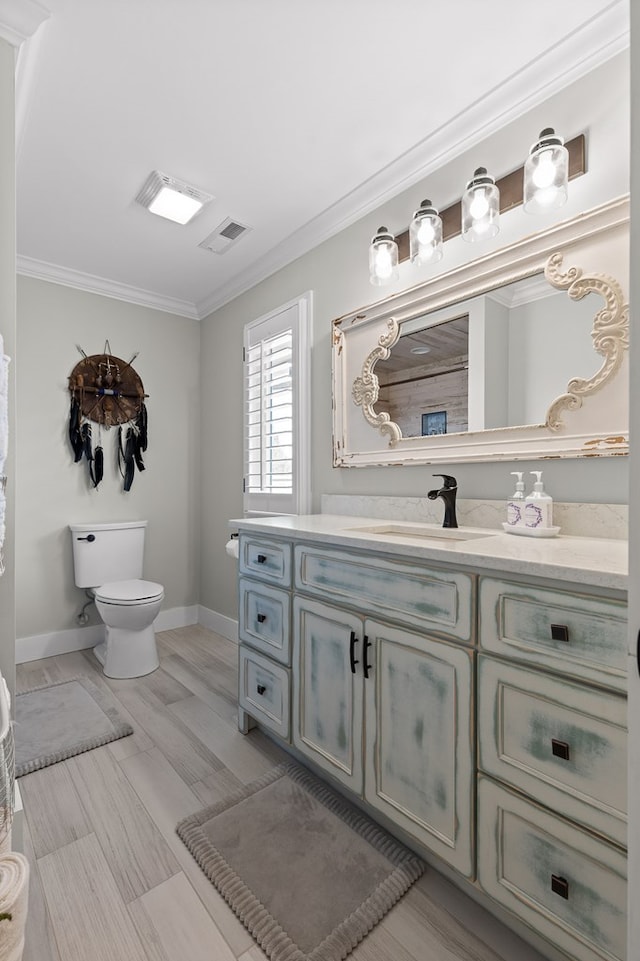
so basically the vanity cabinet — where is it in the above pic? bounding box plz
[291,543,475,876]
[235,525,628,961]
[477,576,628,961]
[237,536,293,738]
[292,596,475,876]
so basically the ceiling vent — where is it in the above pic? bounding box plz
[198,217,252,254]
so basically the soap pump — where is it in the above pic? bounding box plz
[524,471,553,530]
[506,472,525,528]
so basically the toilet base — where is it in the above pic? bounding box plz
[94,623,159,679]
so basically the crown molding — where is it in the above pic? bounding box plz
[0,0,50,47]
[197,1,629,319]
[16,256,200,320]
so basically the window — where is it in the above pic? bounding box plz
[243,292,312,516]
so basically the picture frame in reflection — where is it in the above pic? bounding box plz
[422,410,447,436]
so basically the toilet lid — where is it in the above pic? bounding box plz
[95,579,164,603]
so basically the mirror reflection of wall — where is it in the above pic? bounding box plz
[373,274,601,439]
[375,315,468,438]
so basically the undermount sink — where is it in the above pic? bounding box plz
[343,524,497,542]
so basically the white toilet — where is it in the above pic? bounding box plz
[69,520,164,678]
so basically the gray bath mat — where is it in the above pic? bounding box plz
[177,761,424,961]
[15,677,133,777]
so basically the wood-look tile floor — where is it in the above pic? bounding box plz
[16,626,548,961]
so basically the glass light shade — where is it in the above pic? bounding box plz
[409,199,443,265]
[462,167,500,242]
[523,128,569,213]
[369,226,399,285]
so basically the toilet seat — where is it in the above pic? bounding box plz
[95,579,164,606]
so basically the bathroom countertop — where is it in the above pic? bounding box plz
[230,514,628,593]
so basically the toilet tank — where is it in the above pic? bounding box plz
[69,521,148,588]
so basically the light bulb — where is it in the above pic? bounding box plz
[532,150,556,189]
[374,247,393,280]
[469,188,489,221]
[417,219,436,245]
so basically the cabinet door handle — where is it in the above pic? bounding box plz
[256,554,267,564]
[349,631,359,674]
[256,613,267,623]
[551,738,570,760]
[362,635,372,679]
[256,684,266,696]
[550,623,569,643]
[551,874,569,899]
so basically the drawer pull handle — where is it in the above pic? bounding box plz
[256,684,266,696]
[256,554,267,564]
[551,874,569,899]
[256,613,267,623]
[550,623,569,643]
[363,635,372,679]
[552,739,571,761]
[349,631,359,674]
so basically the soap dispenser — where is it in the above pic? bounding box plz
[524,471,553,530]
[506,472,525,528]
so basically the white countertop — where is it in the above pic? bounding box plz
[230,514,628,592]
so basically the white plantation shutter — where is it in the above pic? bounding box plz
[243,293,312,515]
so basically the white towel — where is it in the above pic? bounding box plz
[0,346,9,475]
[0,853,29,961]
[0,675,12,849]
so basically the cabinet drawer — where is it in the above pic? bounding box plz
[239,535,291,587]
[295,544,473,642]
[238,647,290,741]
[238,578,291,665]
[478,655,627,847]
[479,578,627,691]
[477,777,626,961]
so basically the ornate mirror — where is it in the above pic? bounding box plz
[332,197,629,466]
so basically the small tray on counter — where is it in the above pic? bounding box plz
[502,523,561,538]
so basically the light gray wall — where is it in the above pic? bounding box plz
[0,38,15,696]
[16,278,201,639]
[508,293,598,426]
[200,52,630,622]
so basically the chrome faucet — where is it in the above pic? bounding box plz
[427,474,458,528]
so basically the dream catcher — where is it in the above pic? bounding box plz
[68,342,149,491]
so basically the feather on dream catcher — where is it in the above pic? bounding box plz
[68,342,149,491]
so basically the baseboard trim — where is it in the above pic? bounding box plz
[198,606,238,643]
[156,605,199,632]
[16,624,103,663]
[17,605,200,663]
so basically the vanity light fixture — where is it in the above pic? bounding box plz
[369,226,399,286]
[409,199,443,265]
[523,128,569,213]
[461,167,500,242]
[135,171,214,225]
[367,132,584,276]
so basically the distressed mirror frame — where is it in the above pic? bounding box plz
[332,197,629,467]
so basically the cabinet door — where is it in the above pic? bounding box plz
[363,620,475,877]
[292,597,364,793]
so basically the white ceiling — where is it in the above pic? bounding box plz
[13,0,630,320]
